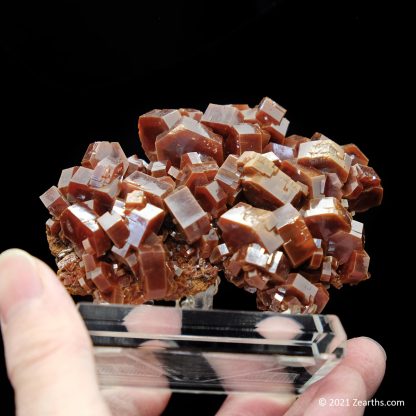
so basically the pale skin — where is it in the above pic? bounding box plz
[0,249,386,416]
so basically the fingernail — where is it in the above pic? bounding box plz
[124,305,182,335]
[362,336,387,360]
[256,315,303,340]
[0,249,43,323]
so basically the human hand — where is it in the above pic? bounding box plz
[0,249,386,415]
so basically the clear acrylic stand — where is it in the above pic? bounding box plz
[79,301,346,395]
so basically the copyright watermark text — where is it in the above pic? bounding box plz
[318,398,405,407]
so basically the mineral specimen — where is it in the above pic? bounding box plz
[41,96,383,313]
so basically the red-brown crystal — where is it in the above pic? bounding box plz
[177,163,217,195]
[138,109,182,157]
[147,160,171,178]
[46,218,61,236]
[40,186,70,219]
[256,97,287,125]
[67,166,94,202]
[297,137,352,183]
[92,179,120,215]
[121,171,173,208]
[198,229,219,259]
[125,190,147,211]
[125,203,165,248]
[218,202,283,254]
[241,154,303,210]
[164,186,210,244]
[263,117,290,144]
[57,167,77,197]
[304,197,351,240]
[327,220,363,265]
[343,143,369,166]
[262,142,295,164]
[215,154,241,204]
[200,103,244,135]
[126,155,148,176]
[225,123,263,155]
[179,108,203,121]
[339,249,370,284]
[60,203,111,257]
[97,211,129,248]
[155,116,224,167]
[138,241,172,299]
[266,203,317,267]
[195,181,227,218]
[280,160,326,199]
[41,96,383,314]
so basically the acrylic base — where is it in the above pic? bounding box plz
[79,303,346,395]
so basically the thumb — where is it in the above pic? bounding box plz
[0,249,111,416]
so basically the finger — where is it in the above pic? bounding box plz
[207,315,303,393]
[102,387,170,416]
[216,394,295,416]
[101,305,182,415]
[123,303,182,335]
[285,336,386,416]
[215,315,301,415]
[0,249,111,416]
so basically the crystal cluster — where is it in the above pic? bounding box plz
[40,97,382,313]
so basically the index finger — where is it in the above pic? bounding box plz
[217,337,385,416]
[284,336,386,416]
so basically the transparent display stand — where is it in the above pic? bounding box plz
[79,300,346,395]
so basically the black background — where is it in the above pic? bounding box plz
[0,1,410,414]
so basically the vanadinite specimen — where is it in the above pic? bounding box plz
[41,97,383,313]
